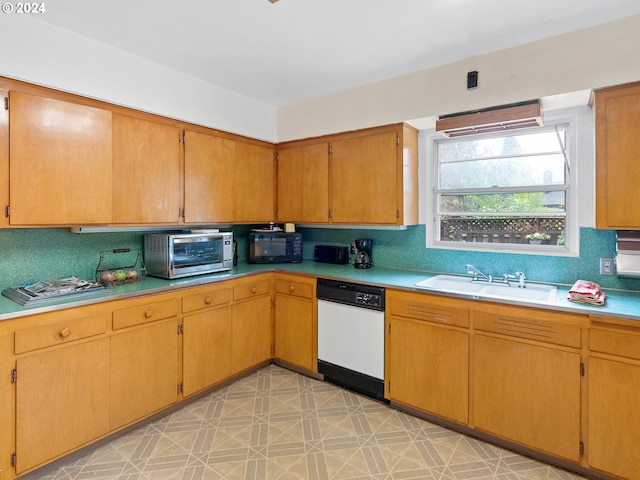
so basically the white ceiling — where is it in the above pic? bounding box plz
[35,0,640,106]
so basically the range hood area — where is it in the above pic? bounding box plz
[616,231,640,278]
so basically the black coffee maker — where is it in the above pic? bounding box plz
[351,239,373,269]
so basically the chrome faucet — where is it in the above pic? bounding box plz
[465,264,491,283]
[515,271,526,288]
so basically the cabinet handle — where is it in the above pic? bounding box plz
[144,310,153,319]
[251,287,257,294]
[204,296,213,304]
[58,327,71,338]
[289,285,296,293]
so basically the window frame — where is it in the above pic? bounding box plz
[425,111,580,257]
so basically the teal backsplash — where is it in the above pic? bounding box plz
[1,225,638,292]
[300,225,640,291]
[0,225,252,290]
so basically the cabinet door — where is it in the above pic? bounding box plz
[183,130,235,223]
[331,131,398,224]
[473,334,581,462]
[234,141,275,223]
[232,296,272,374]
[183,305,232,396]
[15,338,110,473]
[112,114,181,224]
[274,294,314,370]
[9,91,112,225]
[0,89,8,228]
[110,319,179,429]
[588,356,640,479]
[277,143,329,223]
[387,315,469,424]
[595,82,640,229]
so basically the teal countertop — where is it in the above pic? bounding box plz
[1,261,639,323]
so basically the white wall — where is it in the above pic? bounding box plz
[277,14,640,142]
[0,15,277,141]
[2,13,639,149]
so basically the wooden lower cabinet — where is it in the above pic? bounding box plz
[386,290,470,424]
[15,338,111,473]
[587,322,640,479]
[232,295,272,373]
[273,275,316,371]
[13,275,638,480]
[473,334,581,462]
[230,276,272,374]
[109,295,181,430]
[387,315,469,423]
[181,284,233,396]
[182,305,233,396]
[110,318,180,430]
[588,357,640,480]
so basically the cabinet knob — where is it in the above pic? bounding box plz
[58,327,71,338]
[251,287,257,294]
[289,285,296,293]
[204,296,213,304]
[144,310,153,319]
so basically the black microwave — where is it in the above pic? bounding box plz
[249,231,302,263]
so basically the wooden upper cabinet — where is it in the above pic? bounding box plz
[0,90,8,228]
[112,115,181,224]
[595,81,640,229]
[184,130,275,224]
[183,130,235,223]
[331,130,398,224]
[277,142,329,223]
[8,91,112,225]
[276,123,417,226]
[234,141,275,223]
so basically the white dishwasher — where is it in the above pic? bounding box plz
[317,278,386,402]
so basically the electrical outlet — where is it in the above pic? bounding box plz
[600,257,614,276]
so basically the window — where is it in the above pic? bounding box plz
[427,115,578,255]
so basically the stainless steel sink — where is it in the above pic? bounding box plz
[415,275,557,302]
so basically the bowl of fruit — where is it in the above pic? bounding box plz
[96,249,146,286]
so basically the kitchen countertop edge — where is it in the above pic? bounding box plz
[1,261,639,325]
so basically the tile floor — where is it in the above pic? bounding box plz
[35,364,589,480]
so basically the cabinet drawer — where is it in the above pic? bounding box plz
[274,278,313,299]
[474,310,581,348]
[590,326,640,360]
[182,286,232,313]
[113,298,180,330]
[388,291,469,328]
[233,278,271,301]
[15,313,108,354]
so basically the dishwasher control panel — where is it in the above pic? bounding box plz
[355,292,382,308]
[317,278,385,311]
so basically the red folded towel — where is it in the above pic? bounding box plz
[567,280,606,305]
